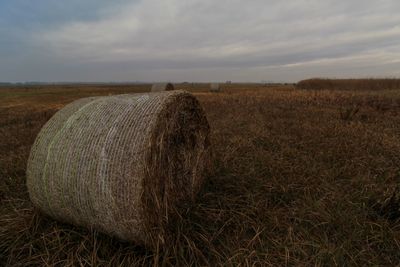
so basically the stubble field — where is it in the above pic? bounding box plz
[1,83,400,266]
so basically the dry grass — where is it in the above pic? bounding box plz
[1,83,400,266]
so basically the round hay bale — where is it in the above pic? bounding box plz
[151,82,174,92]
[26,90,210,246]
[210,83,220,92]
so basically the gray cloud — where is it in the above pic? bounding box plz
[1,0,400,82]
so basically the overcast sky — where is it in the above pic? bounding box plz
[1,0,400,82]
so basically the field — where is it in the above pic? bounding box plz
[1,83,400,266]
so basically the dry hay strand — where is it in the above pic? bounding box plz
[26,90,211,247]
[151,83,174,92]
[210,83,220,92]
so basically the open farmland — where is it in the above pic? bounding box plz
[1,83,400,266]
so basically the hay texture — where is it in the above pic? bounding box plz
[210,83,220,92]
[26,90,210,246]
[151,82,174,92]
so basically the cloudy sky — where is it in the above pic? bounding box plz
[1,0,400,83]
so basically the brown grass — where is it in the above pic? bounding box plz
[1,83,400,266]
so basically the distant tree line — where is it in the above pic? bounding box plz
[296,78,400,90]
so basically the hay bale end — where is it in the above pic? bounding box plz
[210,83,220,92]
[151,82,174,92]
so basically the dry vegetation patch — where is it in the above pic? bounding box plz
[1,84,400,266]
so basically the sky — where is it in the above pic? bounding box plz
[0,0,400,83]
